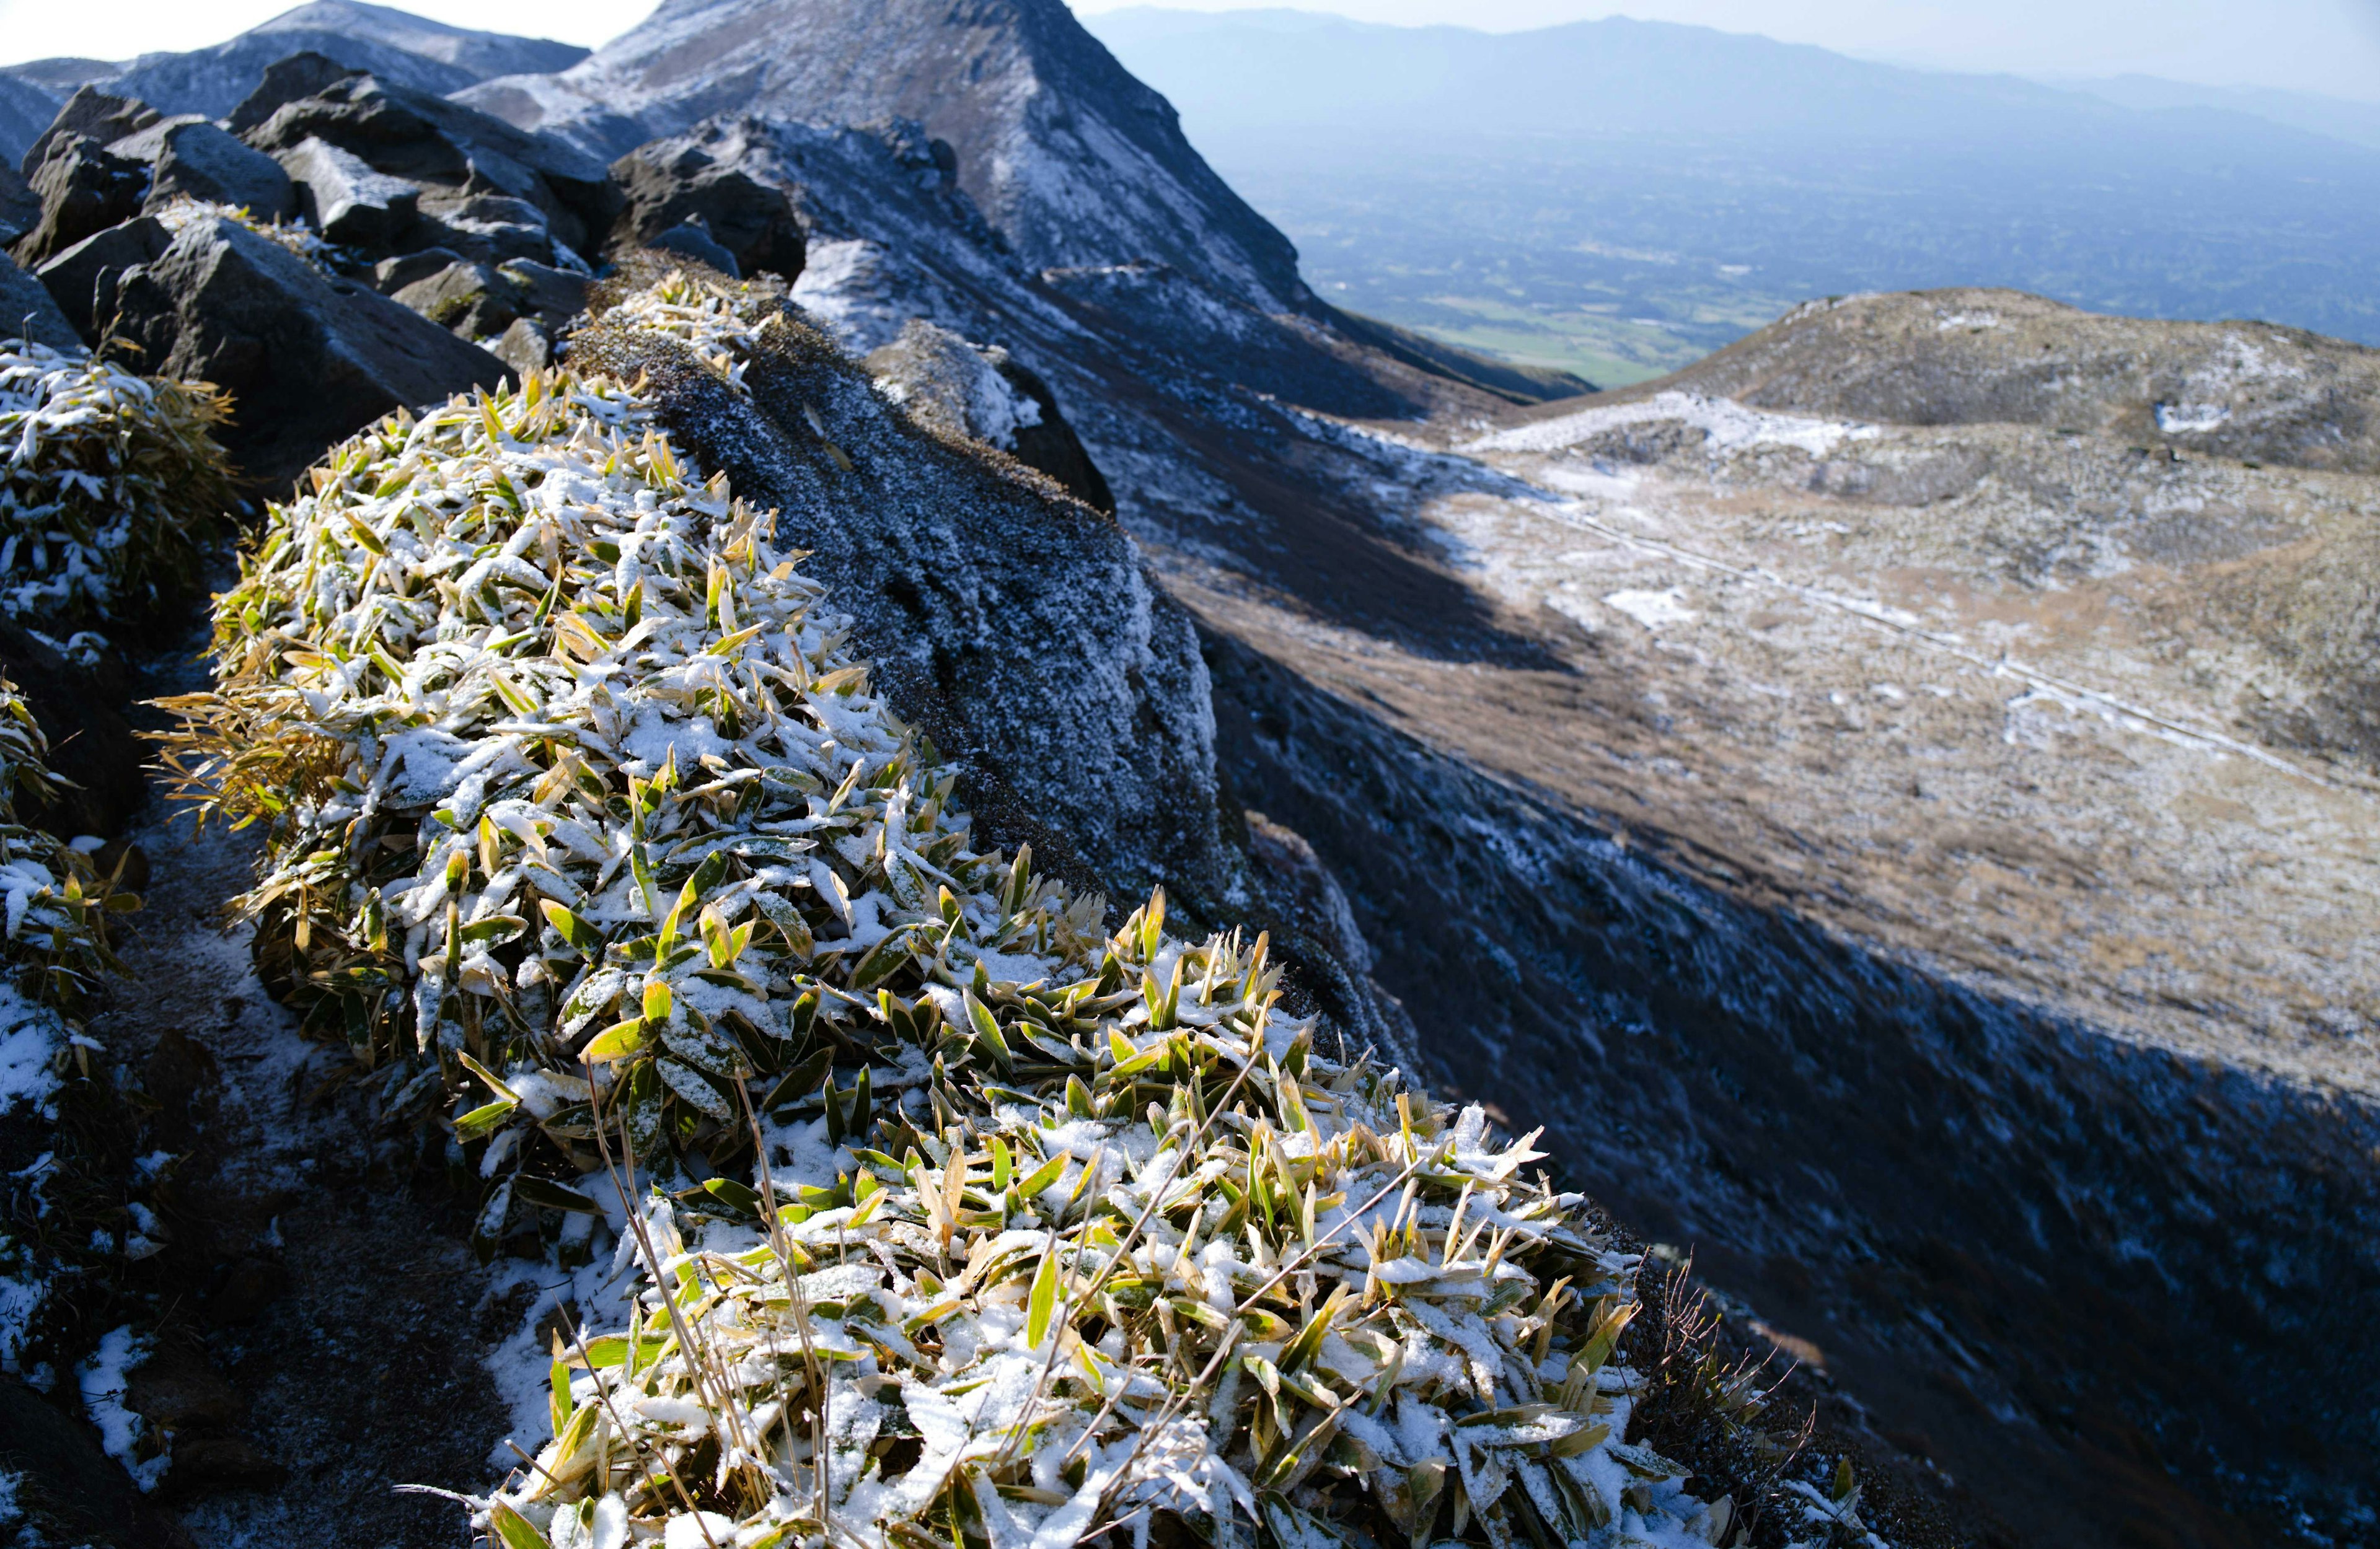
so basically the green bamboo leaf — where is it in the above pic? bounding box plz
[1016,1150,1067,1199]
[453,1096,516,1141]
[490,1501,550,1549]
[580,1019,648,1064]
[1026,1236,1061,1348]
[540,899,605,956]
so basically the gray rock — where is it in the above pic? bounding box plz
[226,51,362,138]
[242,71,619,255]
[492,315,552,374]
[865,319,1111,512]
[144,123,295,219]
[496,258,587,323]
[571,266,1241,913]
[609,139,804,281]
[645,221,739,277]
[415,191,552,266]
[372,246,465,293]
[391,258,518,338]
[0,160,36,247]
[19,84,157,177]
[107,213,504,486]
[0,249,79,349]
[33,215,170,339]
[102,113,208,164]
[276,135,418,247]
[11,135,149,267]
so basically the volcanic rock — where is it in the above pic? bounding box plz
[12,136,149,266]
[0,250,78,349]
[143,122,294,219]
[242,69,619,257]
[105,212,504,485]
[19,85,158,177]
[275,134,417,246]
[32,214,170,340]
[642,219,738,276]
[608,138,804,281]
[865,318,1111,511]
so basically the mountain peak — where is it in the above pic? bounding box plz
[457,0,1313,314]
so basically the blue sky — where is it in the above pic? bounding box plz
[6,0,2379,103]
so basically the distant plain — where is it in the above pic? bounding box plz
[1088,7,2380,385]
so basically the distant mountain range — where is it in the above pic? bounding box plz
[1083,7,2380,383]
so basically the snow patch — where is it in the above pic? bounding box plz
[2156,402,2231,434]
[79,1325,165,1491]
[1468,390,1876,459]
[1602,588,1698,631]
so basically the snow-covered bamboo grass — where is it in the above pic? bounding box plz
[0,338,233,633]
[158,274,1748,1549]
[0,678,143,1387]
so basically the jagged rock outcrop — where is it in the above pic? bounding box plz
[11,136,149,267]
[107,213,503,485]
[32,214,169,339]
[17,86,157,176]
[458,0,1316,313]
[573,263,1242,911]
[607,136,804,281]
[143,123,294,218]
[239,64,622,260]
[1615,285,2380,473]
[865,318,1113,512]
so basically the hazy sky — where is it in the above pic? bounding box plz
[1065,0,2380,102]
[5,0,2379,103]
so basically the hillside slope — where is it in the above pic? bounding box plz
[457,0,1315,312]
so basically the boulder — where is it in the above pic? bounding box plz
[1,250,79,349]
[101,114,208,165]
[275,135,418,247]
[11,136,150,267]
[645,219,739,276]
[240,69,619,255]
[865,320,1113,512]
[372,245,466,293]
[225,51,359,138]
[492,315,552,374]
[144,123,294,219]
[19,85,158,177]
[414,192,552,266]
[107,213,505,486]
[34,216,171,340]
[391,258,519,338]
[609,139,804,282]
[390,254,588,342]
[496,258,588,323]
[0,161,37,248]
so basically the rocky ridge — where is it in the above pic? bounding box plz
[1,3,2372,1547]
